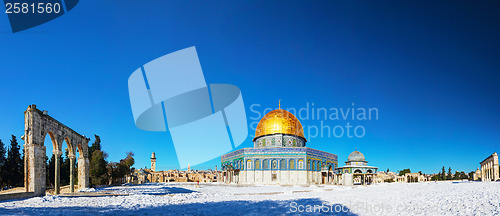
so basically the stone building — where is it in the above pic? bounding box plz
[475,152,499,181]
[375,171,399,183]
[220,106,338,185]
[127,153,220,184]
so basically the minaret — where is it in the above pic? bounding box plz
[187,163,191,172]
[150,152,156,172]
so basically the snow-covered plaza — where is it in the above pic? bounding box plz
[0,181,498,215]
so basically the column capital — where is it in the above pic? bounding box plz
[68,155,76,160]
[52,150,62,156]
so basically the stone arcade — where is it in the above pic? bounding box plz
[22,104,90,196]
[474,152,499,181]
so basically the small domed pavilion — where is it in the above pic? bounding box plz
[335,149,378,185]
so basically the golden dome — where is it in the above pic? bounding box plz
[253,109,306,141]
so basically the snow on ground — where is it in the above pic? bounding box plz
[0,181,499,215]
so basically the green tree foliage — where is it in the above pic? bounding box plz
[45,156,51,187]
[454,171,461,180]
[6,135,23,187]
[46,154,57,188]
[399,168,411,176]
[60,150,70,186]
[431,175,440,181]
[0,139,7,188]
[468,171,475,181]
[88,134,101,162]
[90,150,108,186]
[459,171,467,180]
[107,152,135,185]
[446,167,452,180]
[441,166,446,180]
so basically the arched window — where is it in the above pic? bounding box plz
[313,161,316,170]
[255,159,260,170]
[280,159,286,170]
[298,159,304,169]
[290,159,295,170]
[263,159,269,169]
[307,160,311,170]
[247,160,252,170]
[272,159,278,170]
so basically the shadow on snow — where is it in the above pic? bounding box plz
[0,198,357,215]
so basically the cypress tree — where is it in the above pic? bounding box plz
[446,167,452,180]
[47,155,56,187]
[6,135,23,187]
[441,166,446,180]
[60,150,70,186]
[454,171,461,180]
[0,139,7,188]
[90,150,107,186]
[88,134,101,162]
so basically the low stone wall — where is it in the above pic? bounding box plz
[0,192,36,202]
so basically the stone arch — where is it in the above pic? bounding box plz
[22,104,90,196]
[44,131,58,151]
[354,169,362,173]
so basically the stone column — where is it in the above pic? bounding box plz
[53,150,62,194]
[481,165,485,181]
[78,156,90,189]
[69,155,76,193]
[25,144,46,196]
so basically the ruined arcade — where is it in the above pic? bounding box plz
[22,104,90,196]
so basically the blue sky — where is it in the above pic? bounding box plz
[0,1,499,174]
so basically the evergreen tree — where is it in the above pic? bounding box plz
[468,171,475,181]
[441,166,446,180]
[90,150,108,186]
[0,139,7,188]
[45,155,51,187]
[88,134,101,162]
[47,155,56,188]
[399,168,411,176]
[60,150,70,186]
[6,135,23,187]
[446,167,452,180]
[460,171,467,180]
[454,171,461,180]
[107,152,135,185]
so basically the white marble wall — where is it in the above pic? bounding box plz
[238,170,324,185]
